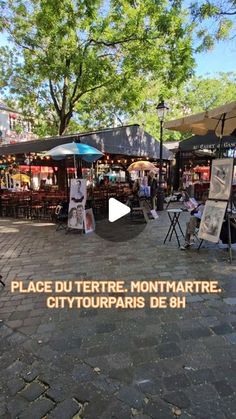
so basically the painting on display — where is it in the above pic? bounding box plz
[84,208,96,234]
[209,158,234,200]
[198,200,227,243]
[68,179,87,230]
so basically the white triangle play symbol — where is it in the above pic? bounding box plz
[109,198,130,223]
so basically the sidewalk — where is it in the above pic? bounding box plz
[0,211,236,418]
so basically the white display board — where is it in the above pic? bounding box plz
[198,200,227,243]
[209,158,234,201]
[68,179,87,230]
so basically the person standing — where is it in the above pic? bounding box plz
[149,172,158,210]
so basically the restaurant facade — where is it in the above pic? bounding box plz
[0,125,173,219]
[175,132,236,198]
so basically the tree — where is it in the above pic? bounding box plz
[176,72,236,111]
[0,0,195,136]
[124,72,236,140]
[189,0,236,50]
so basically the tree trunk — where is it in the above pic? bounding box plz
[59,111,73,135]
[59,119,67,135]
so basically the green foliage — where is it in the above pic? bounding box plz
[2,0,234,140]
[125,72,236,141]
[190,0,236,51]
[0,0,195,135]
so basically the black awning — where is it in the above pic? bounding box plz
[0,125,172,160]
[179,131,236,152]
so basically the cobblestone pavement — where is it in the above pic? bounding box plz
[0,208,236,419]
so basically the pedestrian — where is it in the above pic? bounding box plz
[149,172,158,210]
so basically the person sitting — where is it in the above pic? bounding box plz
[126,179,140,208]
[133,179,140,195]
[180,192,208,250]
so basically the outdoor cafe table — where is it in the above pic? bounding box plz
[164,208,185,247]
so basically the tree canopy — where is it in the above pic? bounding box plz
[125,72,236,140]
[189,0,236,50]
[0,0,195,136]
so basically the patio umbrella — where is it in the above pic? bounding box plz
[164,101,236,136]
[11,173,31,183]
[164,101,236,155]
[46,142,103,177]
[127,161,158,172]
[46,142,103,163]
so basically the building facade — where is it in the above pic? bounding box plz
[0,100,37,145]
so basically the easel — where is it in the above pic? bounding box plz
[197,208,236,264]
[197,156,235,263]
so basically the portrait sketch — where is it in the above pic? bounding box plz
[198,200,227,243]
[209,158,234,200]
[68,179,87,229]
[84,209,95,233]
[70,178,87,206]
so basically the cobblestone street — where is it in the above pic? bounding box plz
[0,210,236,419]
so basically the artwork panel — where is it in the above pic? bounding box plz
[84,208,96,233]
[68,178,87,229]
[198,200,227,243]
[209,158,234,200]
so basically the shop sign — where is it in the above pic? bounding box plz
[193,142,236,150]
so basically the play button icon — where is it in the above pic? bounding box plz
[95,197,148,243]
[109,198,130,222]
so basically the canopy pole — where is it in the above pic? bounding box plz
[28,153,32,187]
[75,137,82,178]
[73,154,77,179]
[218,113,226,158]
[77,158,82,178]
[65,159,69,201]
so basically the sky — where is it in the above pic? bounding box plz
[194,39,236,76]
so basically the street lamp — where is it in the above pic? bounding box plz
[156,99,169,211]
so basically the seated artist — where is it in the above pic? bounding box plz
[180,192,208,250]
[126,179,140,208]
